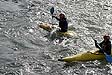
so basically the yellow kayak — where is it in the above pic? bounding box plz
[39,23,53,31]
[39,23,77,37]
[58,49,106,62]
[57,31,76,37]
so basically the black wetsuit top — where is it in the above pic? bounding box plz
[53,16,68,32]
[95,40,111,55]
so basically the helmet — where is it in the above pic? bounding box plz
[103,35,110,40]
[59,13,65,18]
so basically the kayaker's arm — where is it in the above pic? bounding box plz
[52,15,60,21]
[94,40,102,49]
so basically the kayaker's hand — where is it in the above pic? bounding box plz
[52,15,55,18]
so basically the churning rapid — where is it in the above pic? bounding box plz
[0,0,112,75]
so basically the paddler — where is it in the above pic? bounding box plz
[94,35,111,55]
[52,13,68,32]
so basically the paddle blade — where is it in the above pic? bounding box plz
[50,7,54,15]
[105,54,112,63]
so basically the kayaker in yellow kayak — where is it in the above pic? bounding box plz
[94,35,111,55]
[52,13,68,32]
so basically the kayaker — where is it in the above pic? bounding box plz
[94,35,111,55]
[52,13,68,32]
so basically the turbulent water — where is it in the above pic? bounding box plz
[1,0,112,75]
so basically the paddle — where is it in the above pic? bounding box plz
[92,38,112,62]
[50,7,54,17]
[50,7,59,36]
[49,7,61,37]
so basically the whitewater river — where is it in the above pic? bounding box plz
[0,0,112,75]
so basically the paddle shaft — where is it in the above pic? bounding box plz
[50,7,54,25]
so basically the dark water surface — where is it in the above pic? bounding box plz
[0,0,112,75]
